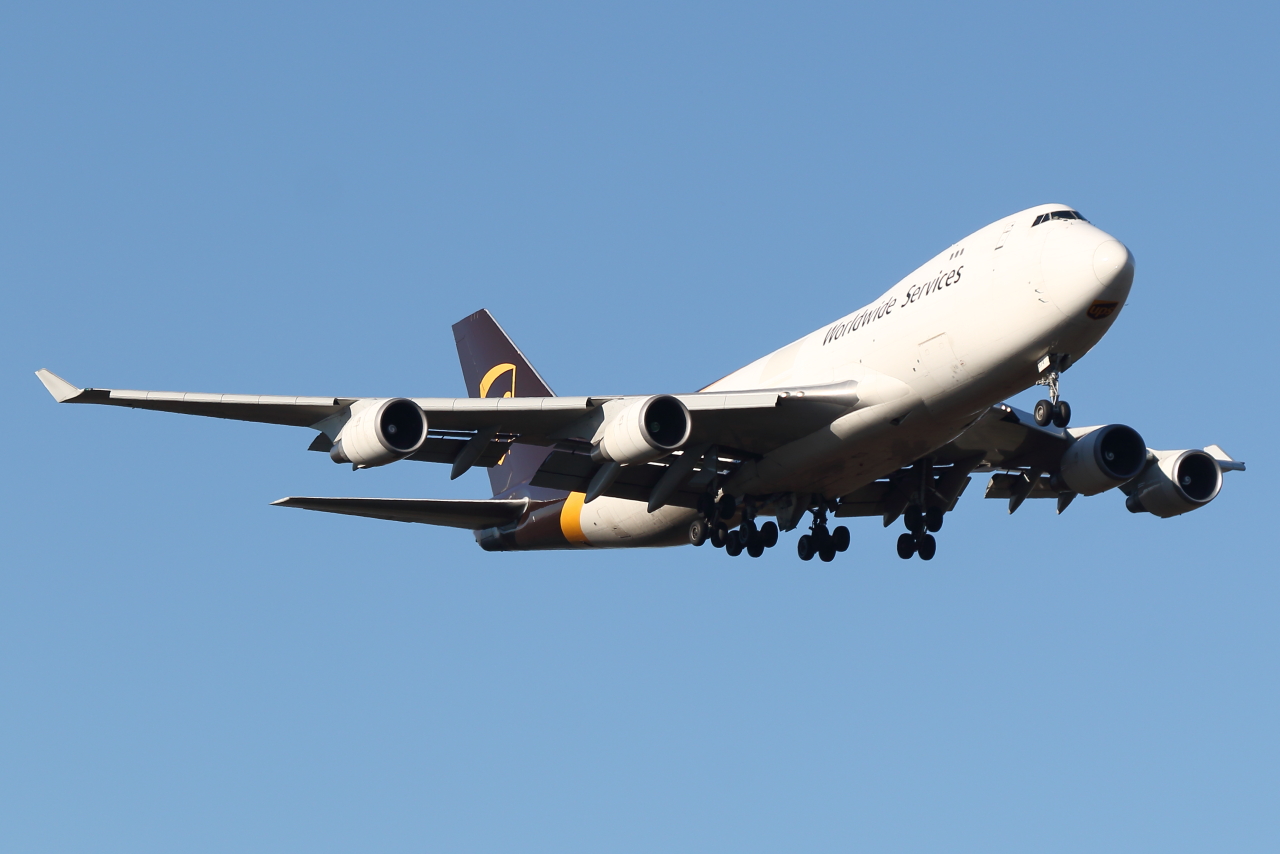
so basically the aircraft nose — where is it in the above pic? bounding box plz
[1040,225,1136,317]
[1093,239,1135,290]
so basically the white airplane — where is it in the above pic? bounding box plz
[36,203,1245,561]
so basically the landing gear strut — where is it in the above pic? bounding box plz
[1033,355,1072,428]
[797,503,850,563]
[896,461,942,561]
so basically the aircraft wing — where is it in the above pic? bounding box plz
[933,402,1072,471]
[35,368,353,427]
[833,404,1082,523]
[837,402,1245,521]
[271,496,527,529]
[35,369,862,459]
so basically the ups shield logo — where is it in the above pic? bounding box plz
[479,363,516,466]
[479,363,517,398]
[1087,300,1119,320]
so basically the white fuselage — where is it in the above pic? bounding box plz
[571,204,1135,546]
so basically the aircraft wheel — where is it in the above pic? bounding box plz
[917,533,937,561]
[831,525,850,552]
[904,506,923,533]
[725,530,744,557]
[1034,399,1053,426]
[740,518,757,540]
[1052,400,1072,428]
[797,534,816,561]
[925,507,943,533]
[747,536,765,558]
[717,495,736,520]
[689,518,708,547]
[819,545,836,562]
[710,524,728,549]
[760,521,779,548]
[896,533,916,559]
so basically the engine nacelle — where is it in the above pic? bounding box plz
[1124,449,1223,518]
[591,394,692,465]
[1057,424,1148,495]
[329,398,428,468]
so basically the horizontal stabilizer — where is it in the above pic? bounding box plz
[1204,444,1246,472]
[271,496,526,529]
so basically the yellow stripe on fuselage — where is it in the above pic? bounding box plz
[559,491,589,544]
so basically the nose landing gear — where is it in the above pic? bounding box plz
[1033,355,1072,428]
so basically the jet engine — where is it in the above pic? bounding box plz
[1124,449,1223,517]
[591,394,691,465]
[329,398,428,468]
[1056,424,1148,495]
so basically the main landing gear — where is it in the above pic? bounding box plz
[895,461,945,561]
[690,493,779,559]
[1033,355,1072,429]
[896,506,941,561]
[796,504,850,563]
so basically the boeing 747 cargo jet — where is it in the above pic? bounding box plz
[37,204,1245,560]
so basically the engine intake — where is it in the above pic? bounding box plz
[329,398,428,468]
[1125,449,1223,517]
[592,395,692,465]
[1057,424,1147,495]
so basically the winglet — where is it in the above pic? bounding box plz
[35,369,83,403]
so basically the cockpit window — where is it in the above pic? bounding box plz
[1032,210,1088,227]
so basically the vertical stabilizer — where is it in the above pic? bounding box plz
[452,309,560,498]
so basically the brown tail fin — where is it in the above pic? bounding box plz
[452,309,560,498]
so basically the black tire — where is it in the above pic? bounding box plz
[917,533,937,560]
[717,494,736,520]
[896,532,916,559]
[904,506,923,533]
[831,526,850,552]
[797,534,815,561]
[1052,400,1072,428]
[747,538,765,558]
[725,530,743,556]
[819,545,836,562]
[925,507,943,533]
[710,524,727,549]
[760,521,779,548]
[1034,399,1053,427]
[689,518,708,546]
[740,519,757,539]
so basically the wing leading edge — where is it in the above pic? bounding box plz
[271,496,527,529]
[34,369,863,458]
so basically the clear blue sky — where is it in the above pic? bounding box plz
[3,3,1276,851]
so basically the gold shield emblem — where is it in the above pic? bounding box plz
[479,363,516,465]
[479,363,516,398]
[1087,300,1119,320]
